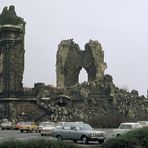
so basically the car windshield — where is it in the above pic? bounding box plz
[44,123,55,127]
[3,122,12,125]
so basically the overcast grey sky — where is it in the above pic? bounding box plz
[0,0,148,96]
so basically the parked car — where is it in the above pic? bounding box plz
[15,122,25,130]
[113,122,142,137]
[1,121,15,130]
[20,121,38,133]
[51,123,107,144]
[40,122,56,136]
[38,121,50,133]
[137,121,148,128]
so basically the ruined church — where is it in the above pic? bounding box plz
[0,6,147,127]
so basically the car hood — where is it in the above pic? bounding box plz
[38,125,44,128]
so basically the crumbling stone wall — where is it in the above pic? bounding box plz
[56,39,107,88]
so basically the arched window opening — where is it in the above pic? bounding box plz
[79,68,88,84]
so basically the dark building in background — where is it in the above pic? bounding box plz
[0,6,25,97]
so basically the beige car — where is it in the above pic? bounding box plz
[20,121,38,133]
[113,122,142,137]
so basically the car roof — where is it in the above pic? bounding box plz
[121,122,140,125]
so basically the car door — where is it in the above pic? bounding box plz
[68,125,79,140]
[61,125,70,140]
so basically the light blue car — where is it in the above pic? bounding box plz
[51,123,107,144]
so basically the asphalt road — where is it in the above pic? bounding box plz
[0,129,114,148]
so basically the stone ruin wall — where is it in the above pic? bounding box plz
[56,39,107,88]
[36,39,148,127]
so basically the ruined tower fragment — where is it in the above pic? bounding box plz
[84,40,107,82]
[56,39,107,88]
[56,39,83,88]
[0,6,25,97]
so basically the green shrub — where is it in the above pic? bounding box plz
[0,139,80,148]
[102,128,148,148]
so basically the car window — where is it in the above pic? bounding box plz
[70,126,77,130]
[79,126,84,130]
[125,124,132,129]
[83,124,93,130]
[63,126,70,130]
[24,122,32,125]
[45,123,55,127]
[119,124,125,129]
[17,122,24,125]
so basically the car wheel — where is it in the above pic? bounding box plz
[56,135,63,141]
[20,130,23,133]
[98,139,104,144]
[81,136,88,144]
[1,128,4,130]
[116,134,121,137]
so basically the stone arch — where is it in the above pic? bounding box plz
[79,67,88,83]
[56,39,107,88]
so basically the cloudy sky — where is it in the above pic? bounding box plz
[0,0,148,96]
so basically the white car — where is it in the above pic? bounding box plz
[38,122,51,133]
[40,122,56,136]
[137,121,148,128]
[1,121,15,130]
[113,122,142,137]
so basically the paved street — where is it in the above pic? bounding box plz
[0,128,114,147]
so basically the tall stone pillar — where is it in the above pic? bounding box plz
[0,6,25,97]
